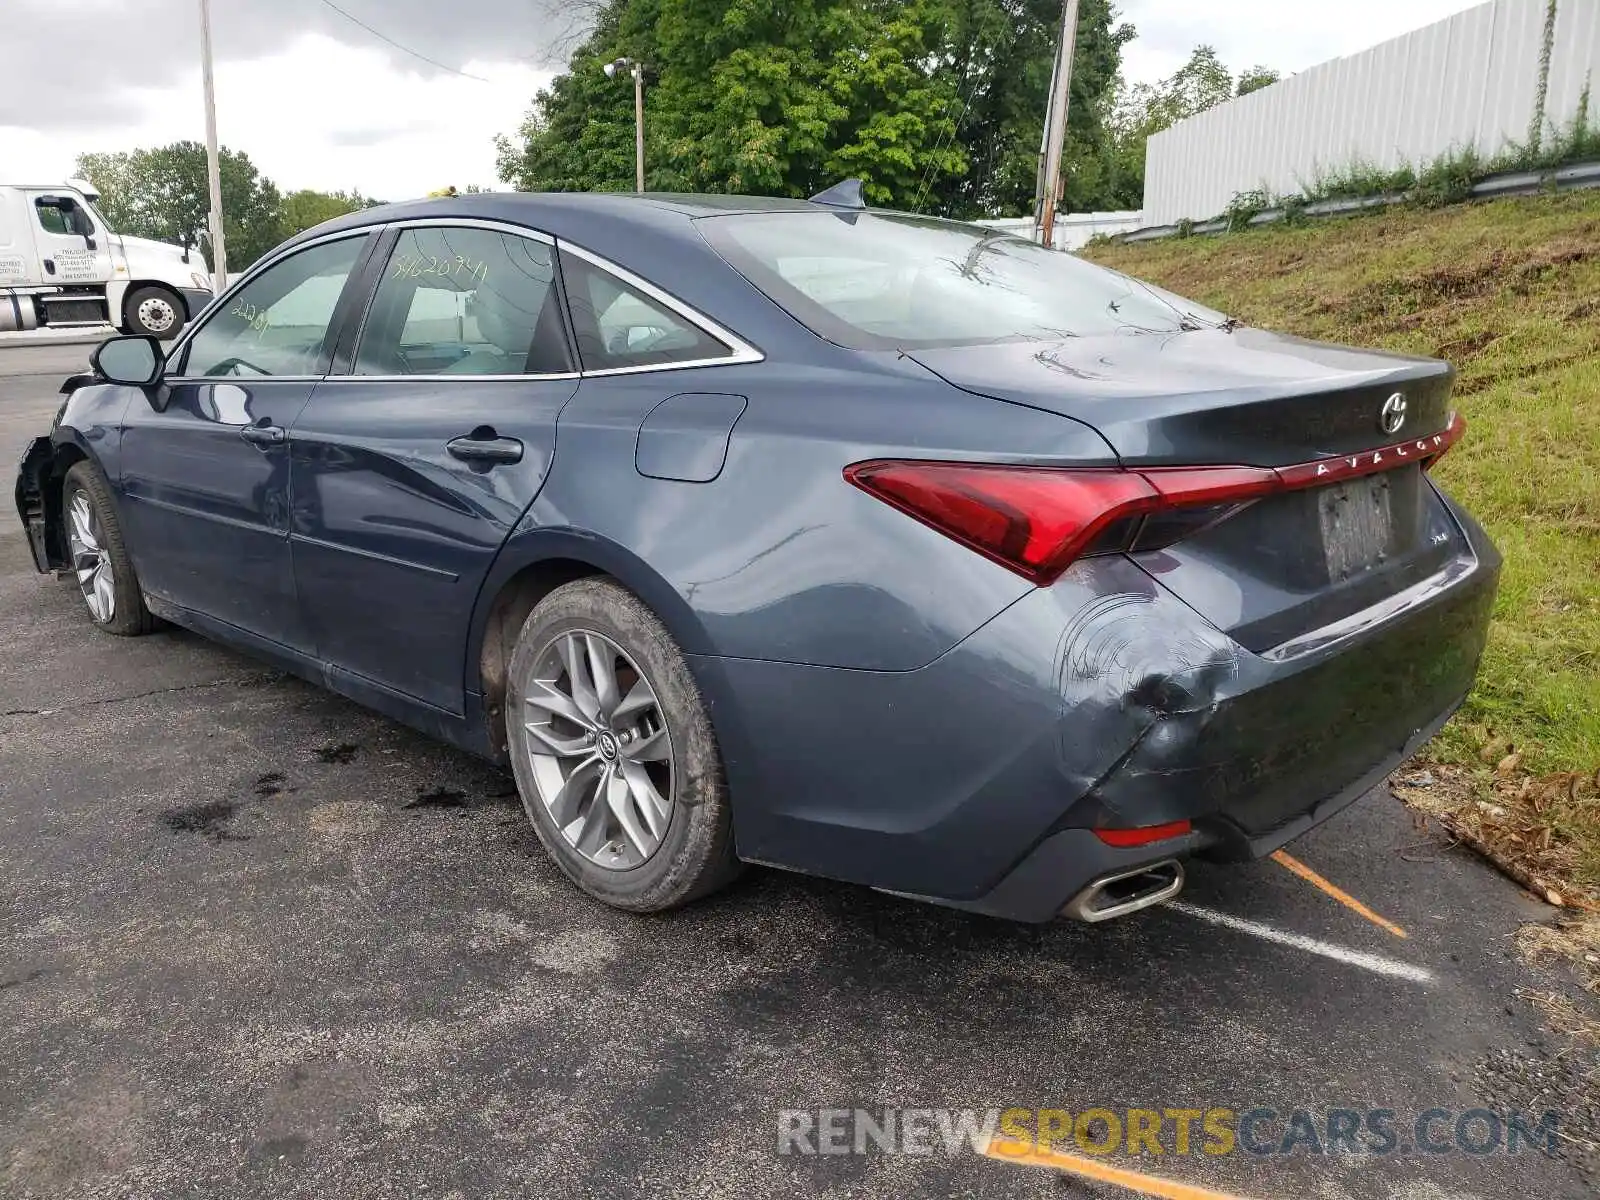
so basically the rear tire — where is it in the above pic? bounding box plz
[61,461,156,637]
[505,577,740,912]
[122,285,184,340]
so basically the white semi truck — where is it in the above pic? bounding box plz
[0,179,213,339]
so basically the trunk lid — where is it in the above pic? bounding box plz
[908,328,1469,653]
[907,327,1455,467]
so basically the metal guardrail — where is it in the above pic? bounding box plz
[1118,160,1600,245]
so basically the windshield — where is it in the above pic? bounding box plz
[698,210,1226,350]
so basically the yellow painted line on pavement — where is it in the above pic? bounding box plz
[982,1137,1266,1200]
[1270,849,1408,938]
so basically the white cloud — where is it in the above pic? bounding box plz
[1116,0,1488,85]
[0,33,551,200]
[1,1,1492,200]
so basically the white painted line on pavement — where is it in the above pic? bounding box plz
[1168,902,1434,985]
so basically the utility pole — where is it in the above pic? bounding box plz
[633,62,645,193]
[198,0,228,287]
[1035,0,1079,249]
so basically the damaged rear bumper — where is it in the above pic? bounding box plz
[692,495,1500,924]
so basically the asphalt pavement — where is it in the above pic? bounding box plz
[1,343,1595,1199]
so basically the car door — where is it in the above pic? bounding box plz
[117,232,374,650]
[25,190,113,285]
[286,220,579,712]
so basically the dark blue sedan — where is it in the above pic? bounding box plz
[14,186,1499,923]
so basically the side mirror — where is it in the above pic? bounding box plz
[180,233,192,265]
[91,335,165,388]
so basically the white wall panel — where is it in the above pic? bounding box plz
[1143,0,1597,224]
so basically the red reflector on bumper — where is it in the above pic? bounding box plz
[1093,819,1193,848]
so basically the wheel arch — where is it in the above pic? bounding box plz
[470,530,716,759]
[18,437,93,571]
[117,280,187,335]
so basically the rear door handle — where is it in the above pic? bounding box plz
[446,434,523,465]
[239,423,286,445]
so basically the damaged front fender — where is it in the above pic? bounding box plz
[14,437,67,573]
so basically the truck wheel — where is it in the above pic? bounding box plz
[123,285,184,340]
[62,461,156,636]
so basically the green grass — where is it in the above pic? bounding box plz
[1084,192,1600,876]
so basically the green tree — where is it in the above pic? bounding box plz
[496,0,1133,216]
[1235,65,1280,96]
[1101,45,1256,208]
[280,188,375,236]
[75,143,286,268]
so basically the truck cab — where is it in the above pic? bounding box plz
[0,180,213,339]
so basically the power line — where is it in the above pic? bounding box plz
[315,0,493,82]
[912,65,984,215]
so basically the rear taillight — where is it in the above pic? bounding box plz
[846,412,1464,586]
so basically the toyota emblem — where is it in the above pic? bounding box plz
[1379,392,1407,435]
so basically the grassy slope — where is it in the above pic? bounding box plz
[1084,193,1600,882]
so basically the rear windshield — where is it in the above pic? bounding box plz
[698,210,1224,350]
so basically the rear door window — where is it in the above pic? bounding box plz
[558,249,731,372]
[354,226,571,376]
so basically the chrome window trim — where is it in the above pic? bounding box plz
[557,240,765,373]
[163,225,386,374]
[163,374,326,385]
[161,216,768,385]
[319,372,583,384]
[383,216,556,244]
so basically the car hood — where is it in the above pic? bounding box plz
[907,327,1455,467]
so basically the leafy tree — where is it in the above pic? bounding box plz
[1100,45,1263,208]
[279,188,375,236]
[75,143,286,268]
[496,0,1133,217]
[1235,66,1281,96]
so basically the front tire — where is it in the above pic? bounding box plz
[61,461,155,636]
[122,285,184,340]
[505,577,740,912]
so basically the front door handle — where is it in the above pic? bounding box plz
[446,433,523,465]
[239,423,286,445]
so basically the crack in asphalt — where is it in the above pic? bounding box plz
[2,673,283,717]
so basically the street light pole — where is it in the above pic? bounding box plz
[633,62,645,194]
[198,0,228,287]
[605,58,648,193]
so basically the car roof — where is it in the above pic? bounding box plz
[287,190,818,244]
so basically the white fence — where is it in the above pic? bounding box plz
[1143,0,1600,225]
[974,211,1144,250]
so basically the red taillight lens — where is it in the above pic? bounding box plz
[1093,819,1193,847]
[844,461,1160,584]
[846,412,1463,586]
[844,461,1277,585]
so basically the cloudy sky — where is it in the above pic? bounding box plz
[3,0,1484,201]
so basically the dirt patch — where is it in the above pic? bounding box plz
[254,771,288,798]
[312,742,361,765]
[160,799,246,842]
[404,785,470,810]
[1394,761,1600,909]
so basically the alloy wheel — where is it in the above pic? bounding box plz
[522,630,675,870]
[67,489,115,622]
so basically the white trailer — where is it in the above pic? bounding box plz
[0,179,213,339]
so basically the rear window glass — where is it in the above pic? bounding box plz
[698,211,1224,350]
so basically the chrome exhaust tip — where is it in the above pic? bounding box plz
[1062,860,1184,923]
